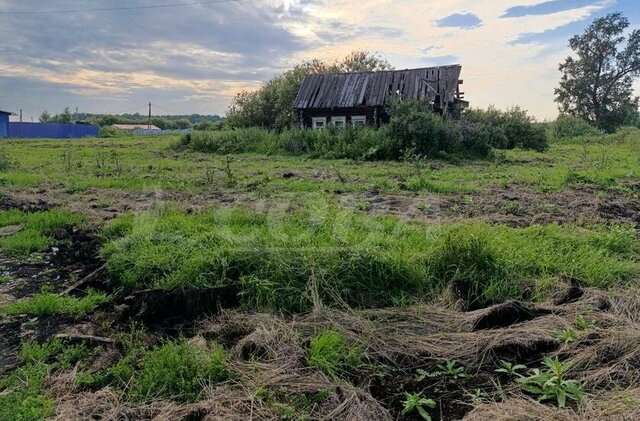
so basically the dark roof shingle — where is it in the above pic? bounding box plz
[293,65,461,110]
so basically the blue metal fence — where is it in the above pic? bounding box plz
[7,122,99,139]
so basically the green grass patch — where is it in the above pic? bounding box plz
[1,289,109,316]
[0,362,54,421]
[79,339,228,403]
[0,209,85,256]
[0,339,88,421]
[101,205,637,311]
[307,330,361,378]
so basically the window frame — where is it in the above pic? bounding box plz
[351,115,366,128]
[312,117,327,130]
[331,116,346,129]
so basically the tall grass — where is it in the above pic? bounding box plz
[101,205,637,312]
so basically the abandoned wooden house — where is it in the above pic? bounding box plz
[293,65,466,129]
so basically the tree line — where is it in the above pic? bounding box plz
[39,108,223,130]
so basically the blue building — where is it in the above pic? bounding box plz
[0,110,14,138]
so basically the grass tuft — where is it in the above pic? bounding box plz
[307,330,361,378]
[0,209,85,256]
[1,289,109,316]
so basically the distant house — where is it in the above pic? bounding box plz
[112,124,162,135]
[292,65,467,129]
[0,110,15,138]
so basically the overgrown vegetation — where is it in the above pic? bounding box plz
[0,339,86,421]
[101,205,637,312]
[180,102,548,161]
[0,209,85,256]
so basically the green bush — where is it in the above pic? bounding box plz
[552,115,602,139]
[385,101,465,158]
[463,106,549,152]
[99,126,126,138]
[128,340,228,402]
[182,103,547,160]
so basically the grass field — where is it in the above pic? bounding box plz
[0,130,638,420]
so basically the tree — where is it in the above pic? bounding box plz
[555,12,640,132]
[57,107,73,123]
[226,51,393,130]
[39,111,51,123]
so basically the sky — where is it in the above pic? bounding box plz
[0,0,638,121]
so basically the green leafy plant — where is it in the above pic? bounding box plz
[517,357,585,408]
[575,315,596,331]
[556,328,578,345]
[495,360,527,376]
[402,392,436,420]
[438,359,467,379]
[416,359,467,381]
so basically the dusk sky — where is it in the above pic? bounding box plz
[0,0,638,121]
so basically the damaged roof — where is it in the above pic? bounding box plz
[293,65,462,110]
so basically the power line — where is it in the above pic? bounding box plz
[0,0,240,15]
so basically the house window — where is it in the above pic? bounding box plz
[331,116,346,129]
[312,117,327,130]
[351,116,366,128]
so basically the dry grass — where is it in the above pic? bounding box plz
[46,283,640,420]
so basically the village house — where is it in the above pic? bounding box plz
[293,65,466,129]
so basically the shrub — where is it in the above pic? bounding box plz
[99,126,125,138]
[307,330,361,378]
[553,115,602,139]
[463,106,549,152]
[128,340,228,402]
[386,101,464,158]
[183,128,275,154]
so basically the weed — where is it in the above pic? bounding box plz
[0,362,54,421]
[417,359,467,381]
[128,340,228,403]
[575,315,596,331]
[438,359,467,379]
[255,387,330,420]
[402,392,436,420]
[0,149,13,172]
[556,328,578,345]
[495,360,527,377]
[307,330,361,378]
[1,289,109,316]
[517,357,585,408]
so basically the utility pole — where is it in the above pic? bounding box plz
[19,109,22,122]
[148,102,152,131]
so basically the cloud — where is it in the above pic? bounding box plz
[503,0,606,18]
[435,13,482,29]
[0,0,632,119]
